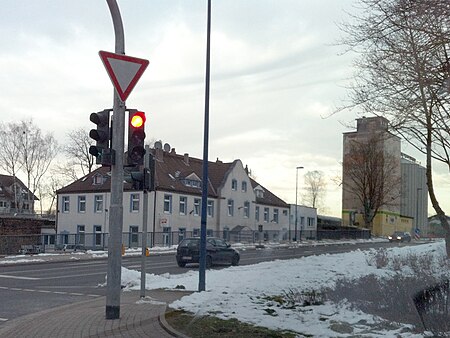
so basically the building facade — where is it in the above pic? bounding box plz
[400,153,428,235]
[0,174,37,215]
[56,147,290,248]
[288,204,317,240]
[342,116,415,236]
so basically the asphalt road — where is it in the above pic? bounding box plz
[0,240,418,324]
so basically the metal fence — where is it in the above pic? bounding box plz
[0,228,371,255]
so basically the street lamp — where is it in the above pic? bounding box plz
[416,187,422,231]
[295,166,304,242]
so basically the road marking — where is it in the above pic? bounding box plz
[0,286,101,298]
[0,274,40,280]
[0,318,8,322]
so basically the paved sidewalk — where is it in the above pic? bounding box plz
[0,289,191,337]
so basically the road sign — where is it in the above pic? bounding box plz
[99,51,149,102]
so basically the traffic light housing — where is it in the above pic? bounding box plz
[124,167,153,191]
[127,110,146,165]
[89,109,112,165]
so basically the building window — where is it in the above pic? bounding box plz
[93,174,103,185]
[194,198,201,216]
[207,229,214,237]
[264,207,269,222]
[179,196,187,215]
[78,196,86,213]
[62,196,70,213]
[94,225,102,246]
[242,181,247,192]
[255,189,264,198]
[243,201,250,218]
[300,216,305,228]
[273,209,279,223]
[178,228,186,243]
[77,225,85,245]
[207,200,214,217]
[307,217,315,228]
[129,226,139,247]
[231,179,237,191]
[94,195,103,213]
[193,228,200,237]
[164,194,172,214]
[131,194,140,212]
[227,199,234,216]
[255,206,260,221]
[0,201,7,208]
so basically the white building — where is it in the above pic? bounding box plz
[288,204,317,240]
[56,147,290,248]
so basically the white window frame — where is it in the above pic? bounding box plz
[264,207,269,222]
[231,179,237,191]
[194,198,200,216]
[164,194,172,214]
[227,199,234,216]
[243,201,250,218]
[207,200,214,218]
[131,194,140,212]
[179,196,187,215]
[78,196,86,213]
[94,195,103,213]
[241,181,247,192]
[62,196,70,213]
[273,208,279,223]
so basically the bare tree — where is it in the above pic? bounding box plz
[302,170,326,212]
[65,128,97,177]
[343,133,402,229]
[20,119,58,213]
[0,122,24,210]
[339,0,450,256]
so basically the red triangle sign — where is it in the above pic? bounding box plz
[99,51,149,102]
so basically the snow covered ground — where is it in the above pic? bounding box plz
[120,241,448,338]
[1,239,447,337]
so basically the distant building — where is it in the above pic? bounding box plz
[0,174,37,215]
[288,204,317,240]
[342,116,417,236]
[56,147,290,248]
[400,153,428,235]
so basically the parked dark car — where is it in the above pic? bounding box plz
[388,231,412,242]
[176,237,240,268]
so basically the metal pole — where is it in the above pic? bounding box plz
[416,187,422,231]
[295,166,303,242]
[105,0,125,320]
[199,0,211,292]
[140,146,150,298]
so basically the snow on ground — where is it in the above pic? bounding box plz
[1,238,446,336]
[120,241,448,338]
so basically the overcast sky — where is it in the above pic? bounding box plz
[1,0,448,217]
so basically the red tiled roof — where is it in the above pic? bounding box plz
[57,150,288,208]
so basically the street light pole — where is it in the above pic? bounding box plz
[295,166,304,242]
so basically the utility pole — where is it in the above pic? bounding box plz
[105,0,125,320]
[199,0,211,292]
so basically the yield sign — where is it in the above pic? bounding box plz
[99,51,149,102]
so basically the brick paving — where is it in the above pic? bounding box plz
[0,289,191,338]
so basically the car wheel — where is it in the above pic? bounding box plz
[206,256,212,269]
[177,261,186,268]
[231,254,239,266]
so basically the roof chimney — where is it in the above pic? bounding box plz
[183,153,189,165]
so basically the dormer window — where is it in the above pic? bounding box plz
[256,189,264,198]
[181,179,201,188]
[93,174,104,185]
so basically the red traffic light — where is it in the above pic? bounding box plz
[130,111,146,128]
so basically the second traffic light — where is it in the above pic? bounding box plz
[89,109,112,165]
[127,110,146,165]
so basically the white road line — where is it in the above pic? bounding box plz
[0,274,40,280]
[0,318,8,322]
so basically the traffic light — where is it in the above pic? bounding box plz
[89,109,112,165]
[127,110,146,165]
[124,167,153,191]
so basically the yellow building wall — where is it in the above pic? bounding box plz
[342,210,413,237]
